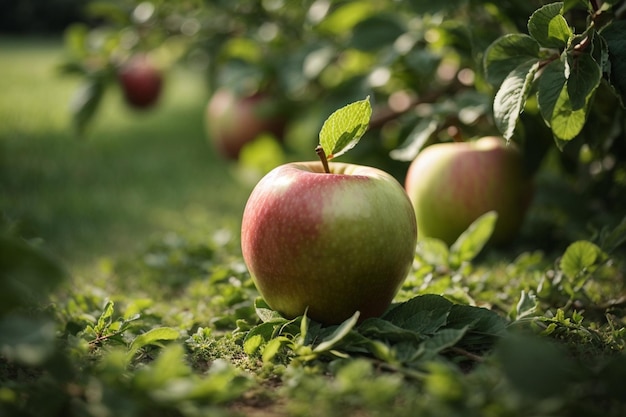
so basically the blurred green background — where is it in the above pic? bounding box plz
[0,36,249,273]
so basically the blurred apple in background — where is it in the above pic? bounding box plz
[405,136,533,246]
[205,88,286,160]
[117,53,163,109]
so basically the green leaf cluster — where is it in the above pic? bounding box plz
[484,1,626,145]
[244,293,506,371]
[2,212,626,416]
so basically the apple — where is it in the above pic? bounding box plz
[117,54,163,109]
[404,136,532,245]
[205,88,286,159]
[241,161,417,325]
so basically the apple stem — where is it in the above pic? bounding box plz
[315,145,331,174]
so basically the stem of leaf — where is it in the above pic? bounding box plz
[315,145,331,174]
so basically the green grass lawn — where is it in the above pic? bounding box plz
[0,37,250,273]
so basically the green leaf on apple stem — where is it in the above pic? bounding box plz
[319,96,372,159]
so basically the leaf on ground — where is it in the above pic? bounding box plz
[383,294,453,333]
[559,240,603,279]
[447,304,508,338]
[128,327,180,358]
[358,318,425,344]
[416,237,450,268]
[422,327,469,357]
[254,298,287,323]
[314,311,360,352]
[450,211,498,267]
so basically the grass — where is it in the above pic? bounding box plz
[0,36,250,272]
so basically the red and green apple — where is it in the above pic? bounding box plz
[205,88,285,160]
[241,161,417,325]
[404,136,533,245]
[117,54,163,109]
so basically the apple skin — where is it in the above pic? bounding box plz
[241,161,417,325]
[404,136,533,246]
[117,54,163,109]
[205,88,285,159]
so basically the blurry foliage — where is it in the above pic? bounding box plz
[59,0,626,231]
[2,208,626,416]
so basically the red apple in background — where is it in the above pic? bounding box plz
[241,161,417,325]
[205,88,286,159]
[405,136,533,246]
[117,54,163,109]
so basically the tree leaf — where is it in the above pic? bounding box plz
[563,0,592,13]
[537,58,567,126]
[316,2,376,35]
[559,240,603,279]
[319,96,372,159]
[493,59,541,140]
[567,53,601,109]
[70,77,106,136]
[389,118,440,161]
[527,2,572,49]
[350,14,406,51]
[601,20,626,106]
[551,82,588,141]
[450,211,498,267]
[484,34,541,86]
